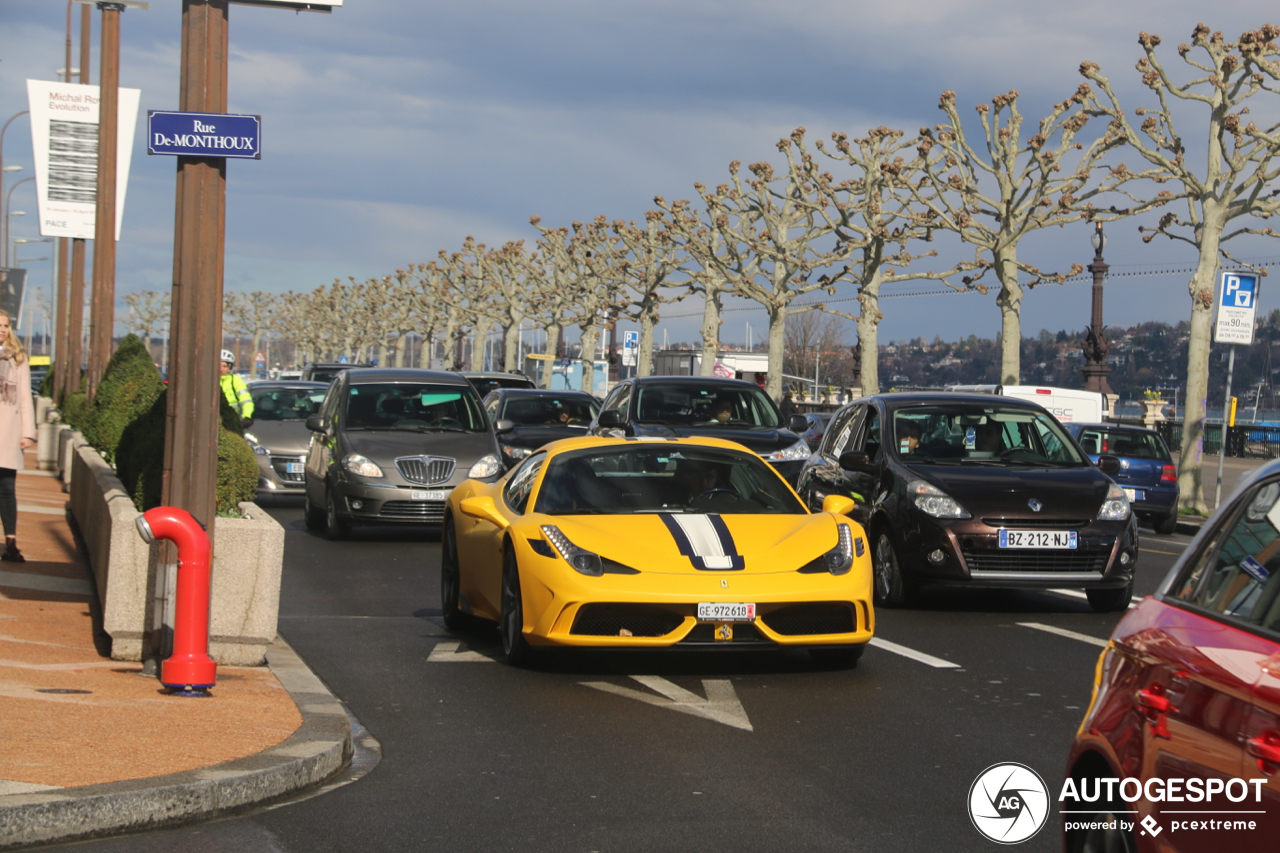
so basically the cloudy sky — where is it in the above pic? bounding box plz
[3,0,1280,349]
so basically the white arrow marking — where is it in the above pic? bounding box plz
[427,641,494,662]
[581,675,753,731]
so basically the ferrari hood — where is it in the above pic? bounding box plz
[536,512,846,574]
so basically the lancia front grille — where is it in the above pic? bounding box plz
[395,456,456,485]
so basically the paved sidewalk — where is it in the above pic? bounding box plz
[0,452,352,849]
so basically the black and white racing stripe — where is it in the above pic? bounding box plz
[658,513,745,571]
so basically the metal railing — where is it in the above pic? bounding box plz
[1155,420,1280,459]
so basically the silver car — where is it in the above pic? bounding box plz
[244,381,330,496]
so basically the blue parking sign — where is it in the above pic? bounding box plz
[1215,270,1260,344]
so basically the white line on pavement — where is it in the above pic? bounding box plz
[868,637,961,669]
[1017,622,1108,648]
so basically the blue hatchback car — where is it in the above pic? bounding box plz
[1065,422,1179,534]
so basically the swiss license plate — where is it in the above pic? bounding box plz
[410,490,447,501]
[998,530,1077,549]
[697,602,756,622]
[1122,488,1145,502]
[285,463,304,474]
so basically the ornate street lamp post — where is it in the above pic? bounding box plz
[1081,222,1113,396]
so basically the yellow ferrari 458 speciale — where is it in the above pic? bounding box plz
[441,436,874,666]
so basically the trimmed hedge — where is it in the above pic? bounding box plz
[116,389,259,515]
[80,335,164,464]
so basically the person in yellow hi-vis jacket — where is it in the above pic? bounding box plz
[219,349,254,426]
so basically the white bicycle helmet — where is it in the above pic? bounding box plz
[220,349,235,365]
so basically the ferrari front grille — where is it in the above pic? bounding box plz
[571,604,683,637]
[760,604,856,636]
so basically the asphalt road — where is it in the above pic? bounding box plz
[37,503,1191,853]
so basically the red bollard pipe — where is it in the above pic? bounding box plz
[136,507,217,695]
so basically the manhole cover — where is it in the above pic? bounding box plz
[36,689,92,694]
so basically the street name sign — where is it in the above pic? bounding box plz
[147,111,261,159]
[1214,270,1260,345]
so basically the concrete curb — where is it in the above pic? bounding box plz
[1174,517,1207,537]
[0,637,352,850]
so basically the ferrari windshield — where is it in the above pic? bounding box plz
[345,383,486,431]
[633,383,782,428]
[535,444,806,515]
[891,404,1086,466]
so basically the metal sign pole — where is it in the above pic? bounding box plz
[1215,345,1235,509]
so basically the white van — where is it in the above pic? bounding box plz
[945,385,1106,423]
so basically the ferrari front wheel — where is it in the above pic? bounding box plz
[500,545,535,667]
[440,517,468,631]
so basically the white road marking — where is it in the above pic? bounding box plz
[1017,622,1108,648]
[581,675,753,731]
[868,637,960,669]
[427,641,494,662]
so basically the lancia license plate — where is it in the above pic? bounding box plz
[410,490,447,501]
[1122,488,1144,502]
[697,602,756,622]
[285,463,304,474]
[998,530,1077,549]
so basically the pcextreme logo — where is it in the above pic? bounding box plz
[968,763,1050,844]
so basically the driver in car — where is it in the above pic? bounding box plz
[676,458,719,503]
[896,419,922,455]
[706,399,735,424]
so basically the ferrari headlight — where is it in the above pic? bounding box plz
[468,454,502,479]
[763,439,811,462]
[908,480,970,519]
[1097,484,1131,521]
[502,444,532,461]
[342,453,383,477]
[540,525,604,576]
[823,524,854,575]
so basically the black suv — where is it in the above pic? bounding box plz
[793,392,1139,611]
[301,362,373,385]
[589,376,810,484]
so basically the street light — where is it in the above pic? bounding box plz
[3,177,35,267]
[1081,221,1113,399]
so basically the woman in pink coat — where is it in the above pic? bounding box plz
[0,310,35,562]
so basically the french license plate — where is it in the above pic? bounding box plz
[1122,488,1145,502]
[697,602,756,622]
[998,530,1077,549]
[285,463,304,474]
[410,490,447,501]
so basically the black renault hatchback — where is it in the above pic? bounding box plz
[589,376,811,484]
[794,392,1139,611]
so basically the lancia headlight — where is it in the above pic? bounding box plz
[540,525,604,576]
[908,480,971,519]
[342,454,384,477]
[502,444,532,461]
[763,439,811,462]
[468,454,502,479]
[1097,484,1131,521]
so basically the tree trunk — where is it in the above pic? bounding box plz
[994,245,1022,385]
[766,303,787,402]
[470,320,491,371]
[419,332,433,368]
[858,265,883,395]
[699,283,722,376]
[394,331,406,367]
[1178,213,1224,515]
[502,321,520,372]
[580,324,599,393]
[540,324,561,389]
[638,310,656,378]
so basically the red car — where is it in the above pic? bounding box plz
[1064,462,1280,852]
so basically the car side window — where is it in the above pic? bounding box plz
[1170,478,1280,634]
[824,406,861,457]
[321,382,341,422]
[503,452,547,515]
[602,384,631,419]
[859,409,882,459]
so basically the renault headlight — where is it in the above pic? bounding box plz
[908,480,971,519]
[763,439,811,462]
[468,454,502,479]
[342,454,383,478]
[502,444,532,462]
[1097,484,1131,521]
[541,525,604,576]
